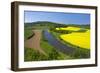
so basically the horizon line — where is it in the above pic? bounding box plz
[24,21,90,25]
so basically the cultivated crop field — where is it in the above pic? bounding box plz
[58,27,90,49]
[56,26,81,31]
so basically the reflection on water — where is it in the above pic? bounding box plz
[43,30,74,54]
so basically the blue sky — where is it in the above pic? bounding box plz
[24,11,90,25]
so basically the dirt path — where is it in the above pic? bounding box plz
[25,30,46,55]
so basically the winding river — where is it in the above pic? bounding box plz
[43,30,75,54]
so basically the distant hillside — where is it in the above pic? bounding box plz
[66,24,90,29]
[25,21,90,29]
[25,21,67,27]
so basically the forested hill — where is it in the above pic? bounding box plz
[25,21,90,29]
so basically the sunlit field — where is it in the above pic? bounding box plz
[60,27,90,49]
[56,26,80,31]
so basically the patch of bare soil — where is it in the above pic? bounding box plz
[25,30,46,56]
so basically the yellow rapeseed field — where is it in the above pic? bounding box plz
[56,26,80,31]
[60,30,90,49]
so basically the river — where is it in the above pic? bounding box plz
[43,30,74,54]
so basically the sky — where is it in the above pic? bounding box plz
[24,11,90,25]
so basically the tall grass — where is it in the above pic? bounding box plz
[24,28,34,40]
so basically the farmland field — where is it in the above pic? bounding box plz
[58,27,90,49]
[56,26,81,31]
